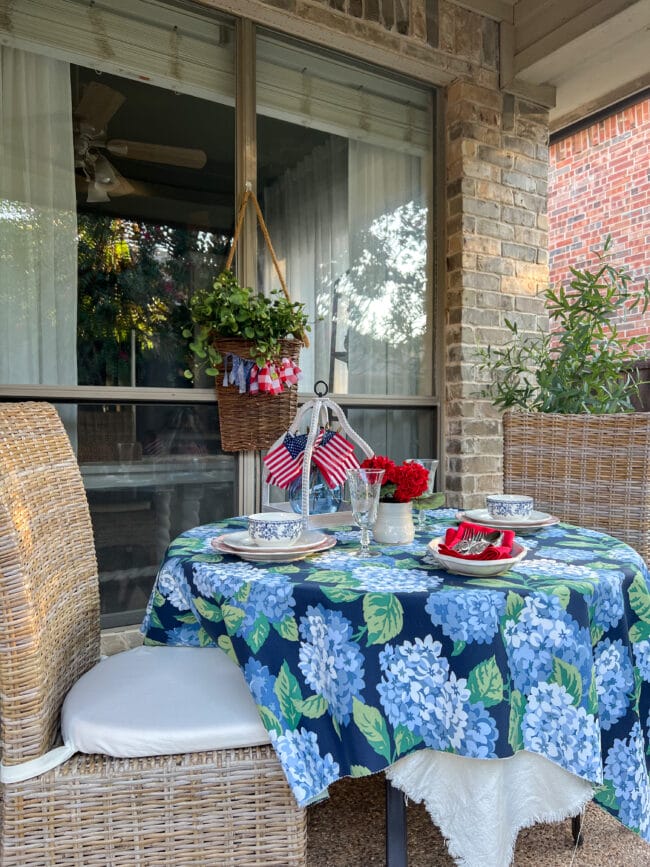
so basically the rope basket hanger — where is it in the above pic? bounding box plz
[214,185,307,452]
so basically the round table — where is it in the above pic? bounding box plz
[142,508,650,863]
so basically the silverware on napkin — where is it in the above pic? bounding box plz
[452,529,502,555]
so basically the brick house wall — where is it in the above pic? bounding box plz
[203,0,553,507]
[548,96,650,344]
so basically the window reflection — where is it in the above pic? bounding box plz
[75,403,235,628]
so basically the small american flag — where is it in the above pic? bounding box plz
[312,430,359,487]
[264,432,308,488]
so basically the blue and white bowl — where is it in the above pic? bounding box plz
[247,512,304,548]
[486,494,534,520]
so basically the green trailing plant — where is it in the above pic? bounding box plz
[477,237,650,414]
[183,269,310,379]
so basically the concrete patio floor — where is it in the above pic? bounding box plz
[307,772,650,866]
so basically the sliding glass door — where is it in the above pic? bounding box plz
[0,1,438,627]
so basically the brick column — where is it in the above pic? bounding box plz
[444,82,550,509]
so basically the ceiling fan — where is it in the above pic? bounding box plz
[73,81,208,203]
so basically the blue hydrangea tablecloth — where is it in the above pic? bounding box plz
[141,509,650,844]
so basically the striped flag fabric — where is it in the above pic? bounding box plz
[264,432,308,489]
[312,430,359,487]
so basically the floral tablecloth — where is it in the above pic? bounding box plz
[141,509,650,844]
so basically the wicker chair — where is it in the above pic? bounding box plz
[0,402,306,867]
[503,410,650,564]
[503,409,650,846]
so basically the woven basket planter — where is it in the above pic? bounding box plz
[214,337,302,452]
[502,410,650,563]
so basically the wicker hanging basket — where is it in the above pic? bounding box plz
[215,337,302,451]
[213,188,308,452]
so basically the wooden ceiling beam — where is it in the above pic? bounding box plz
[442,0,514,23]
[513,0,642,74]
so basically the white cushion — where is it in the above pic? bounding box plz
[61,645,270,758]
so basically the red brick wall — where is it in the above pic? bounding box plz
[548,96,650,343]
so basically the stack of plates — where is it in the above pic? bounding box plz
[456,509,559,531]
[211,530,336,563]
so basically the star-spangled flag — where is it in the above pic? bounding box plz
[312,430,359,488]
[264,432,308,489]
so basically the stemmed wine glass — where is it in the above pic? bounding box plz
[405,458,439,529]
[345,468,385,558]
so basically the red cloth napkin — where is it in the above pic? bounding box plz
[438,522,515,560]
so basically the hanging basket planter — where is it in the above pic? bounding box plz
[214,336,302,452]
[184,184,309,452]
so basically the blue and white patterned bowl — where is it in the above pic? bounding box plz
[247,512,304,548]
[486,494,534,520]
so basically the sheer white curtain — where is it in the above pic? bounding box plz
[0,45,77,388]
[262,139,426,455]
[345,141,426,454]
[262,138,349,394]
[346,141,425,396]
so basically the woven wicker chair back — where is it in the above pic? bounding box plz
[503,411,650,564]
[0,402,100,766]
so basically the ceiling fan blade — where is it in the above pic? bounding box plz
[91,154,135,199]
[106,139,207,169]
[87,181,111,204]
[74,82,125,133]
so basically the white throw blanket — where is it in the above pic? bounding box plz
[386,749,593,867]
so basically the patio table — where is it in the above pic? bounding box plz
[141,508,650,865]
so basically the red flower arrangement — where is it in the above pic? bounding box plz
[360,455,430,503]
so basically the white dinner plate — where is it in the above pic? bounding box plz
[211,532,335,562]
[427,537,528,577]
[457,509,560,530]
[217,529,328,553]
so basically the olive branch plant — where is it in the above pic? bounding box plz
[477,237,650,414]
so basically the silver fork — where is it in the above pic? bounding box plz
[452,528,481,554]
[453,529,501,554]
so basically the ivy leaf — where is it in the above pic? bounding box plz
[550,657,582,706]
[467,656,504,708]
[217,634,238,663]
[321,586,363,603]
[299,695,328,719]
[505,591,525,620]
[628,574,650,623]
[587,673,599,716]
[274,661,303,728]
[595,779,619,810]
[363,593,404,645]
[198,627,216,647]
[394,724,423,757]
[352,698,391,761]
[246,616,270,653]
[152,589,167,609]
[149,608,164,630]
[590,624,605,646]
[508,689,526,751]
[221,603,245,634]
[258,706,282,736]
[273,616,299,641]
[174,611,200,624]
[629,621,650,643]
[194,597,224,623]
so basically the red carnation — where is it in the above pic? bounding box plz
[393,461,430,502]
[360,455,397,484]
